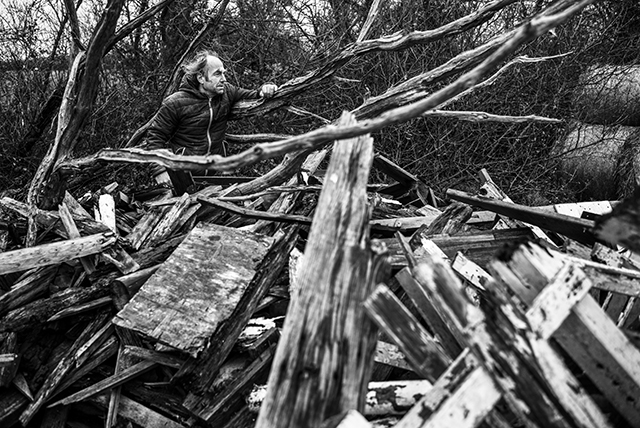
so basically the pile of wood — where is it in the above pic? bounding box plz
[2,123,640,428]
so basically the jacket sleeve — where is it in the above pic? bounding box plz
[143,97,180,150]
[228,84,261,103]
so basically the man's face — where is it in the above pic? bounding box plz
[199,56,226,96]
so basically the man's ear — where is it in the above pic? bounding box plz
[197,73,206,84]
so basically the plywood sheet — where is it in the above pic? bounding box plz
[113,223,273,357]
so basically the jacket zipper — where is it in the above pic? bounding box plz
[207,97,214,154]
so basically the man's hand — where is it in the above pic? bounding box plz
[259,84,278,98]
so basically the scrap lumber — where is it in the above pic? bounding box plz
[364,284,451,381]
[90,393,187,428]
[0,265,58,316]
[447,188,599,246]
[393,348,502,428]
[373,153,437,207]
[247,148,328,235]
[394,267,463,358]
[113,222,275,357]
[0,333,18,386]
[0,281,113,333]
[373,341,411,372]
[184,346,275,425]
[19,312,112,425]
[411,249,611,428]
[58,202,96,274]
[0,195,139,274]
[477,169,556,245]
[0,232,116,275]
[48,360,158,407]
[383,227,534,269]
[489,242,640,426]
[255,112,390,428]
[409,201,472,242]
[174,223,299,408]
[250,379,433,418]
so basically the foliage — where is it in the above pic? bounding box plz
[1,0,639,205]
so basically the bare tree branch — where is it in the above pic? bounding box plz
[62,0,594,175]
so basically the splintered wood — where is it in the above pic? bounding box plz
[3,149,640,428]
[113,223,274,357]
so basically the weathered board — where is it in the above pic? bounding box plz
[113,223,274,357]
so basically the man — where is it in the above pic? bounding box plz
[145,50,278,190]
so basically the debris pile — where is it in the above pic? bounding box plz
[2,130,640,428]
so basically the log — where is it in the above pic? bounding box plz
[255,111,390,428]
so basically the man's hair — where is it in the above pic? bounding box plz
[183,50,220,78]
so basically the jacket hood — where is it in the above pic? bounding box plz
[178,73,205,97]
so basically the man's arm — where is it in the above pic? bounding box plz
[144,97,180,150]
[229,83,278,102]
[143,98,180,186]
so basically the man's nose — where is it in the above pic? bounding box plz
[220,73,227,82]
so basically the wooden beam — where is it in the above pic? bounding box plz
[0,232,116,275]
[364,284,452,382]
[446,188,599,246]
[255,111,389,427]
[489,242,640,426]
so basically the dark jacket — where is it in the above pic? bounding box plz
[146,74,260,157]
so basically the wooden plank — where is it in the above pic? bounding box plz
[46,296,112,322]
[250,380,432,418]
[489,242,640,427]
[0,332,18,386]
[184,346,274,424]
[0,266,57,316]
[451,252,489,291]
[96,194,117,232]
[58,202,96,274]
[478,169,556,246]
[364,284,452,381]
[175,224,298,399]
[412,253,610,428]
[394,267,463,358]
[113,222,274,357]
[413,364,500,428]
[0,232,116,275]
[447,188,599,246]
[374,341,411,371]
[19,313,111,425]
[90,393,187,428]
[255,112,388,428]
[48,360,158,407]
[146,192,194,247]
[383,227,535,269]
